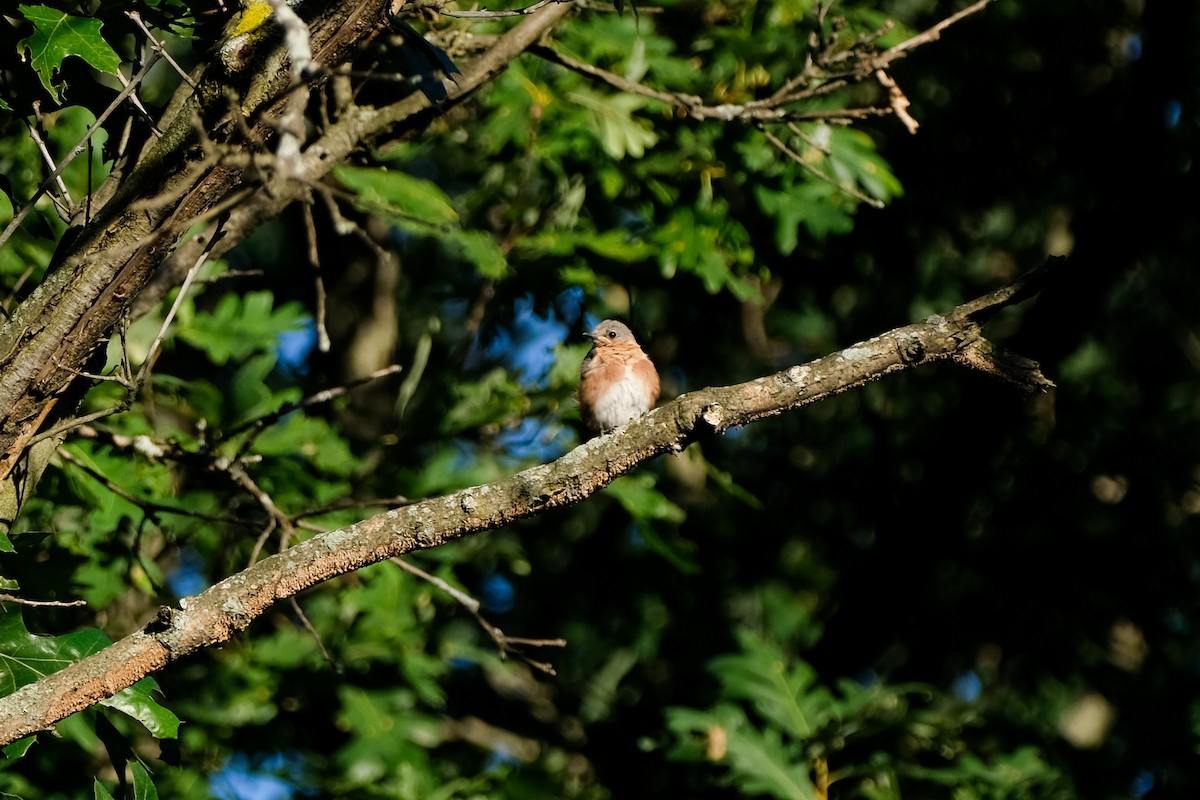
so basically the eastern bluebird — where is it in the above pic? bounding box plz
[578,319,660,434]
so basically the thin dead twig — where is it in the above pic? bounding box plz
[289,596,336,665]
[432,0,562,18]
[391,557,566,675]
[880,0,994,63]
[0,594,88,608]
[231,462,294,564]
[25,105,73,213]
[295,495,412,520]
[301,199,332,352]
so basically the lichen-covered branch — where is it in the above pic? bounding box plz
[0,260,1057,746]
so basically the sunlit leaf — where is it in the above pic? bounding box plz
[567,89,659,160]
[334,166,459,226]
[17,6,121,102]
[176,291,308,366]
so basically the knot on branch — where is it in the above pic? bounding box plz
[896,331,926,364]
[700,402,725,430]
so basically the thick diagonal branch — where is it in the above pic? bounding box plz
[0,261,1057,745]
[0,0,577,525]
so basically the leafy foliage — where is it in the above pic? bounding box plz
[667,627,1067,798]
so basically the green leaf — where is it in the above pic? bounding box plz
[654,207,760,299]
[103,678,181,740]
[723,725,815,800]
[254,413,360,478]
[176,291,308,366]
[2,735,35,759]
[0,608,108,695]
[606,474,697,571]
[441,369,528,434]
[334,166,459,225]
[94,779,116,800]
[17,6,122,102]
[755,181,854,247]
[580,647,639,722]
[826,127,904,203]
[605,474,685,525]
[446,229,508,279]
[709,631,833,739]
[567,88,659,159]
[129,760,159,800]
[518,229,654,262]
[666,703,815,800]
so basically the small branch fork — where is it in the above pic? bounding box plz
[0,259,1060,746]
[527,0,993,198]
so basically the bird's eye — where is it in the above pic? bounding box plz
[607,330,617,339]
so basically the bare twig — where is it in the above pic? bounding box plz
[0,594,88,608]
[391,557,566,675]
[231,462,295,564]
[875,69,918,134]
[530,0,993,127]
[25,106,73,212]
[302,199,332,352]
[757,124,884,208]
[435,0,562,18]
[0,263,38,315]
[288,596,336,665]
[295,495,412,519]
[880,0,994,63]
[533,44,874,124]
[126,11,199,90]
[137,228,223,387]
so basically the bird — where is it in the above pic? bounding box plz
[578,319,660,434]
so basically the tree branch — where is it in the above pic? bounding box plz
[0,260,1058,745]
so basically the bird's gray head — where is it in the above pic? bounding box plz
[587,319,637,345]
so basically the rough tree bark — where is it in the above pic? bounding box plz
[0,259,1057,745]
